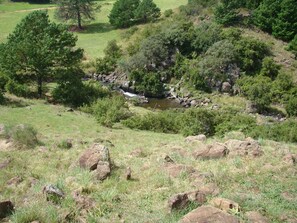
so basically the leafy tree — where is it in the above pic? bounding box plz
[252,0,280,33]
[109,0,140,28]
[237,75,272,112]
[214,0,239,26]
[55,0,100,29]
[134,0,161,23]
[260,57,280,80]
[285,96,297,117]
[0,11,83,98]
[287,35,297,59]
[272,0,297,41]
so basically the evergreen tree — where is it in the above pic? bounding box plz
[134,0,161,23]
[109,0,140,28]
[287,35,297,59]
[55,0,100,29]
[0,11,83,98]
[272,0,297,41]
[214,0,239,26]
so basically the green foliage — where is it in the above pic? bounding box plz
[260,57,280,80]
[287,35,297,59]
[237,75,272,112]
[271,72,294,103]
[235,38,270,74]
[58,139,72,149]
[180,0,218,16]
[0,11,83,98]
[87,95,131,127]
[214,0,239,26]
[109,0,140,28]
[55,0,100,29]
[252,0,280,33]
[249,120,297,143]
[130,71,164,97]
[192,22,222,54]
[5,79,31,98]
[285,96,297,117]
[164,9,173,17]
[134,0,161,23]
[4,124,39,148]
[272,0,297,41]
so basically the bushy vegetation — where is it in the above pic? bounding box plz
[4,124,39,148]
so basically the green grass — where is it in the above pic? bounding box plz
[0,0,187,59]
[0,95,297,222]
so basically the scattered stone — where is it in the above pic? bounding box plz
[72,190,95,210]
[180,205,239,223]
[0,159,11,169]
[283,153,297,165]
[164,163,196,178]
[168,193,189,212]
[95,161,111,181]
[199,183,220,196]
[28,177,39,187]
[225,139,263,157]
[209,198,240,213]
[66,108,74,112]
[193,143,229,159]
[245,211,269,223]
[164,155,174,163]
[0,201,14,219]
[125,167,131,180]
[79,144,111,171]
[185,134,207,143]
[43,184,65,202]
[7,176,23,186]
[129,148,146,157]
[187,190,207,205]
[221,82,232,93]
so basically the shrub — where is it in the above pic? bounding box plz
[285,96,297,117]
[88,95,131,127]
[271,72,294,103]
[164,9,173,17]
[5,124,39,148]
[5,80,31,98]
[214,0,239,26]
[260,57,281,80]
[134,0,161,23]
[287,35,297,59]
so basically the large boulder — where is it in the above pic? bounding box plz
[95,161,111,180]
[193,143,229,159]
[179,205,239,223]
[225,138,263,157]
[0,201,14,219]
[79,144,111,171]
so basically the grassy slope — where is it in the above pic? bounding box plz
[0,0,187,59]
[0,96,297,222]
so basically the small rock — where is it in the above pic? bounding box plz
[221,82,232,93]
[7,176,23,186]
[225,139,263,157]
[185,134,207,143]
[168,193,189,212]
[125,167,131,180]
[129,148,145,157]
[186,190,207,205]
[193,143,229,159]
[209,198,240,213]
[95,161,111,181]
[283,153,297,165]
[0,201,14,219]
[66,108,74,112]
[72,190,95,210]
[43,184,65,202]
[180,205,239,223]
[164,163,196,178]
[164,155,174,163]
[245,211,269,223]
[0,159,11,169]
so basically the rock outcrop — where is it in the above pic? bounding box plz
[225,138,263,157]
[193,143,229,159]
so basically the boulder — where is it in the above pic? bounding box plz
[209,198,240,213]
[125,167,131,180]
[225,139,263,157]
[193,143,229,159]
[185,134,207,143]
[168,193,189,212]
[0,201,14,219]
[43,184,65,202]
[283,153,297,165]
[79,144,110,171]
[186,191,207,205]
[164,155,174,163]
[245,211,269,223]
[179,205,239,223]
[95,161,111,181]
[221,82,232,93]
[164,163,196,178]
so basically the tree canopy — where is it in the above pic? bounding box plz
[0,11,83,98]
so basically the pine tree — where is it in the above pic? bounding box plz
[134,0,161,23]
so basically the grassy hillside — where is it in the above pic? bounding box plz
[0,0,187,59]
[0,96,296,222]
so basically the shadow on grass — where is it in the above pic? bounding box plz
[3,99,32,108]
[80,23,115,34]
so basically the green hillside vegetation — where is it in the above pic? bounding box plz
[0,0,297,222]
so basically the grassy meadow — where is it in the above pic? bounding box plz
[0,0,187,59]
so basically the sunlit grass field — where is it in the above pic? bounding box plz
[0,0,187,59]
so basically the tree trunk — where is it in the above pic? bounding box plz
[37,76,42,98]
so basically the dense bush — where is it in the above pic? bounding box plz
[5,79,31,98]
[134,0,161,23]
[86,95,131,127]
[287,35,297,59]
[259,57,280,80]
[4,124,39,148]
[285,96,297,117]
[214,0,239,26]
